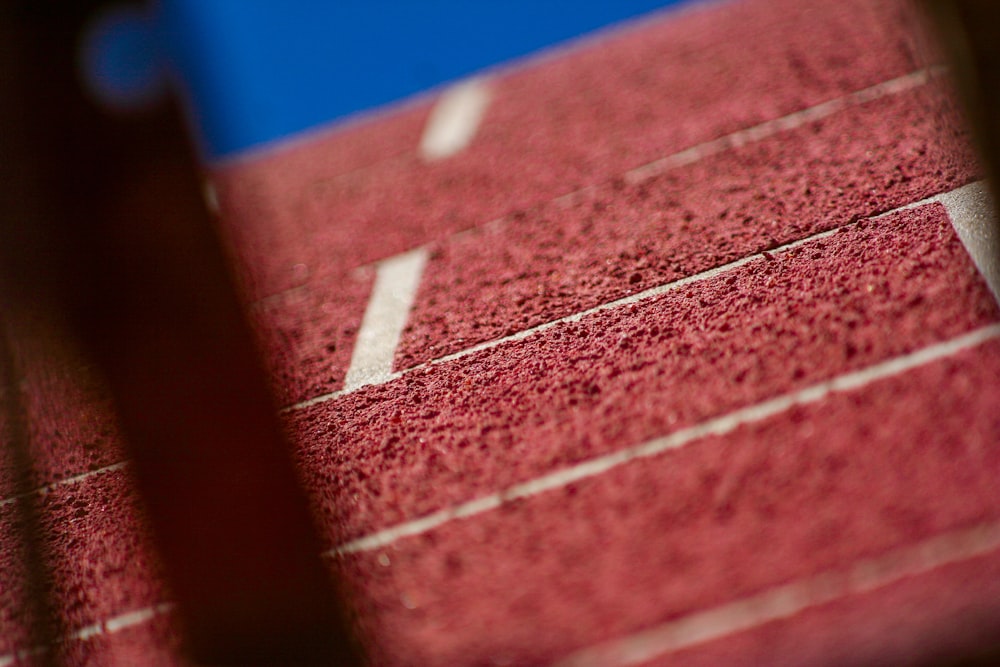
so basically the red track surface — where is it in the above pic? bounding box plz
[342,338,1000,666]
[3,0,1000,665]
[214,0,925,300]
[292,203,998,540]
[394,85,974,368]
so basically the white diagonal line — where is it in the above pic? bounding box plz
[9,328,997,662]
[939,181,1000,305]
[332,324,1000,555]
[4,182,990,506]
[288,182,964,412]
[5,207,855,499]
[257,66,939,306]
[0,461,129,509]
[419,79,492,161]
[553,522,1000,667]
[624,68,940,184]
[288,226,838,411]
[0,603,174,667]
[342,248,428,392]
[0,54,982,667]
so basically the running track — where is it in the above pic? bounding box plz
[3,0,1000,664]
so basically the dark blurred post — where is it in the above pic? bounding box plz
[919,1,1000,203]
[916,6,1000,666]
[0,1,361,664]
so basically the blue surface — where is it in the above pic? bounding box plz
[154,1,687,159]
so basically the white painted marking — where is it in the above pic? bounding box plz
[12,180,981,504]
[332,324,1000,555]
[939,181,1000,304]
[553,522,1000,666]
[260,66,936,308]
[103,604,169,633]
[13,518,1000,664]
[419,79,492,161]
[0,59,974,666]
[211,0,708,168]
[289,184,961,412]
[0,604,174,667]
[0,461,129,508]
[202,179,220,214]
[0,645,44,667]
[625,68,941,184]
[3,190,994,660]
[289,225,839,410]
[342,248,429,392]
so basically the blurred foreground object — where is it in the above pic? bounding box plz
[0,1,361,664]
[920,1,1000,203]
[917,4,1000,666]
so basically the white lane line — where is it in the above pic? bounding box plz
[331,323,1000,555]
[202,179,220,215]
[419,78,492,161]
[0,461,129,509]
[939,181,1000,305]
[4,193,993,651]
[553,521,1000,667]
[12,327,998,659]
[0,603,174,667]
[4,182,986,501]
[289,184,963,411]
[625,67,941,184]
[289,225,834,410]
[256,66,938,306]
[342,248,428,392]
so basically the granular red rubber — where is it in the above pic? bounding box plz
[0,469,166,659]
[291,204,998,543]
[251,267,375,405]
[2,0,996,664]
[48,472,161,632]
[394,82,975,368]
[0,333,124,498]
[57,614,182,667]
[0,504,31,655]
[340,339,1000,667]
[644,547,1000,667]
[213,0,926,298]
